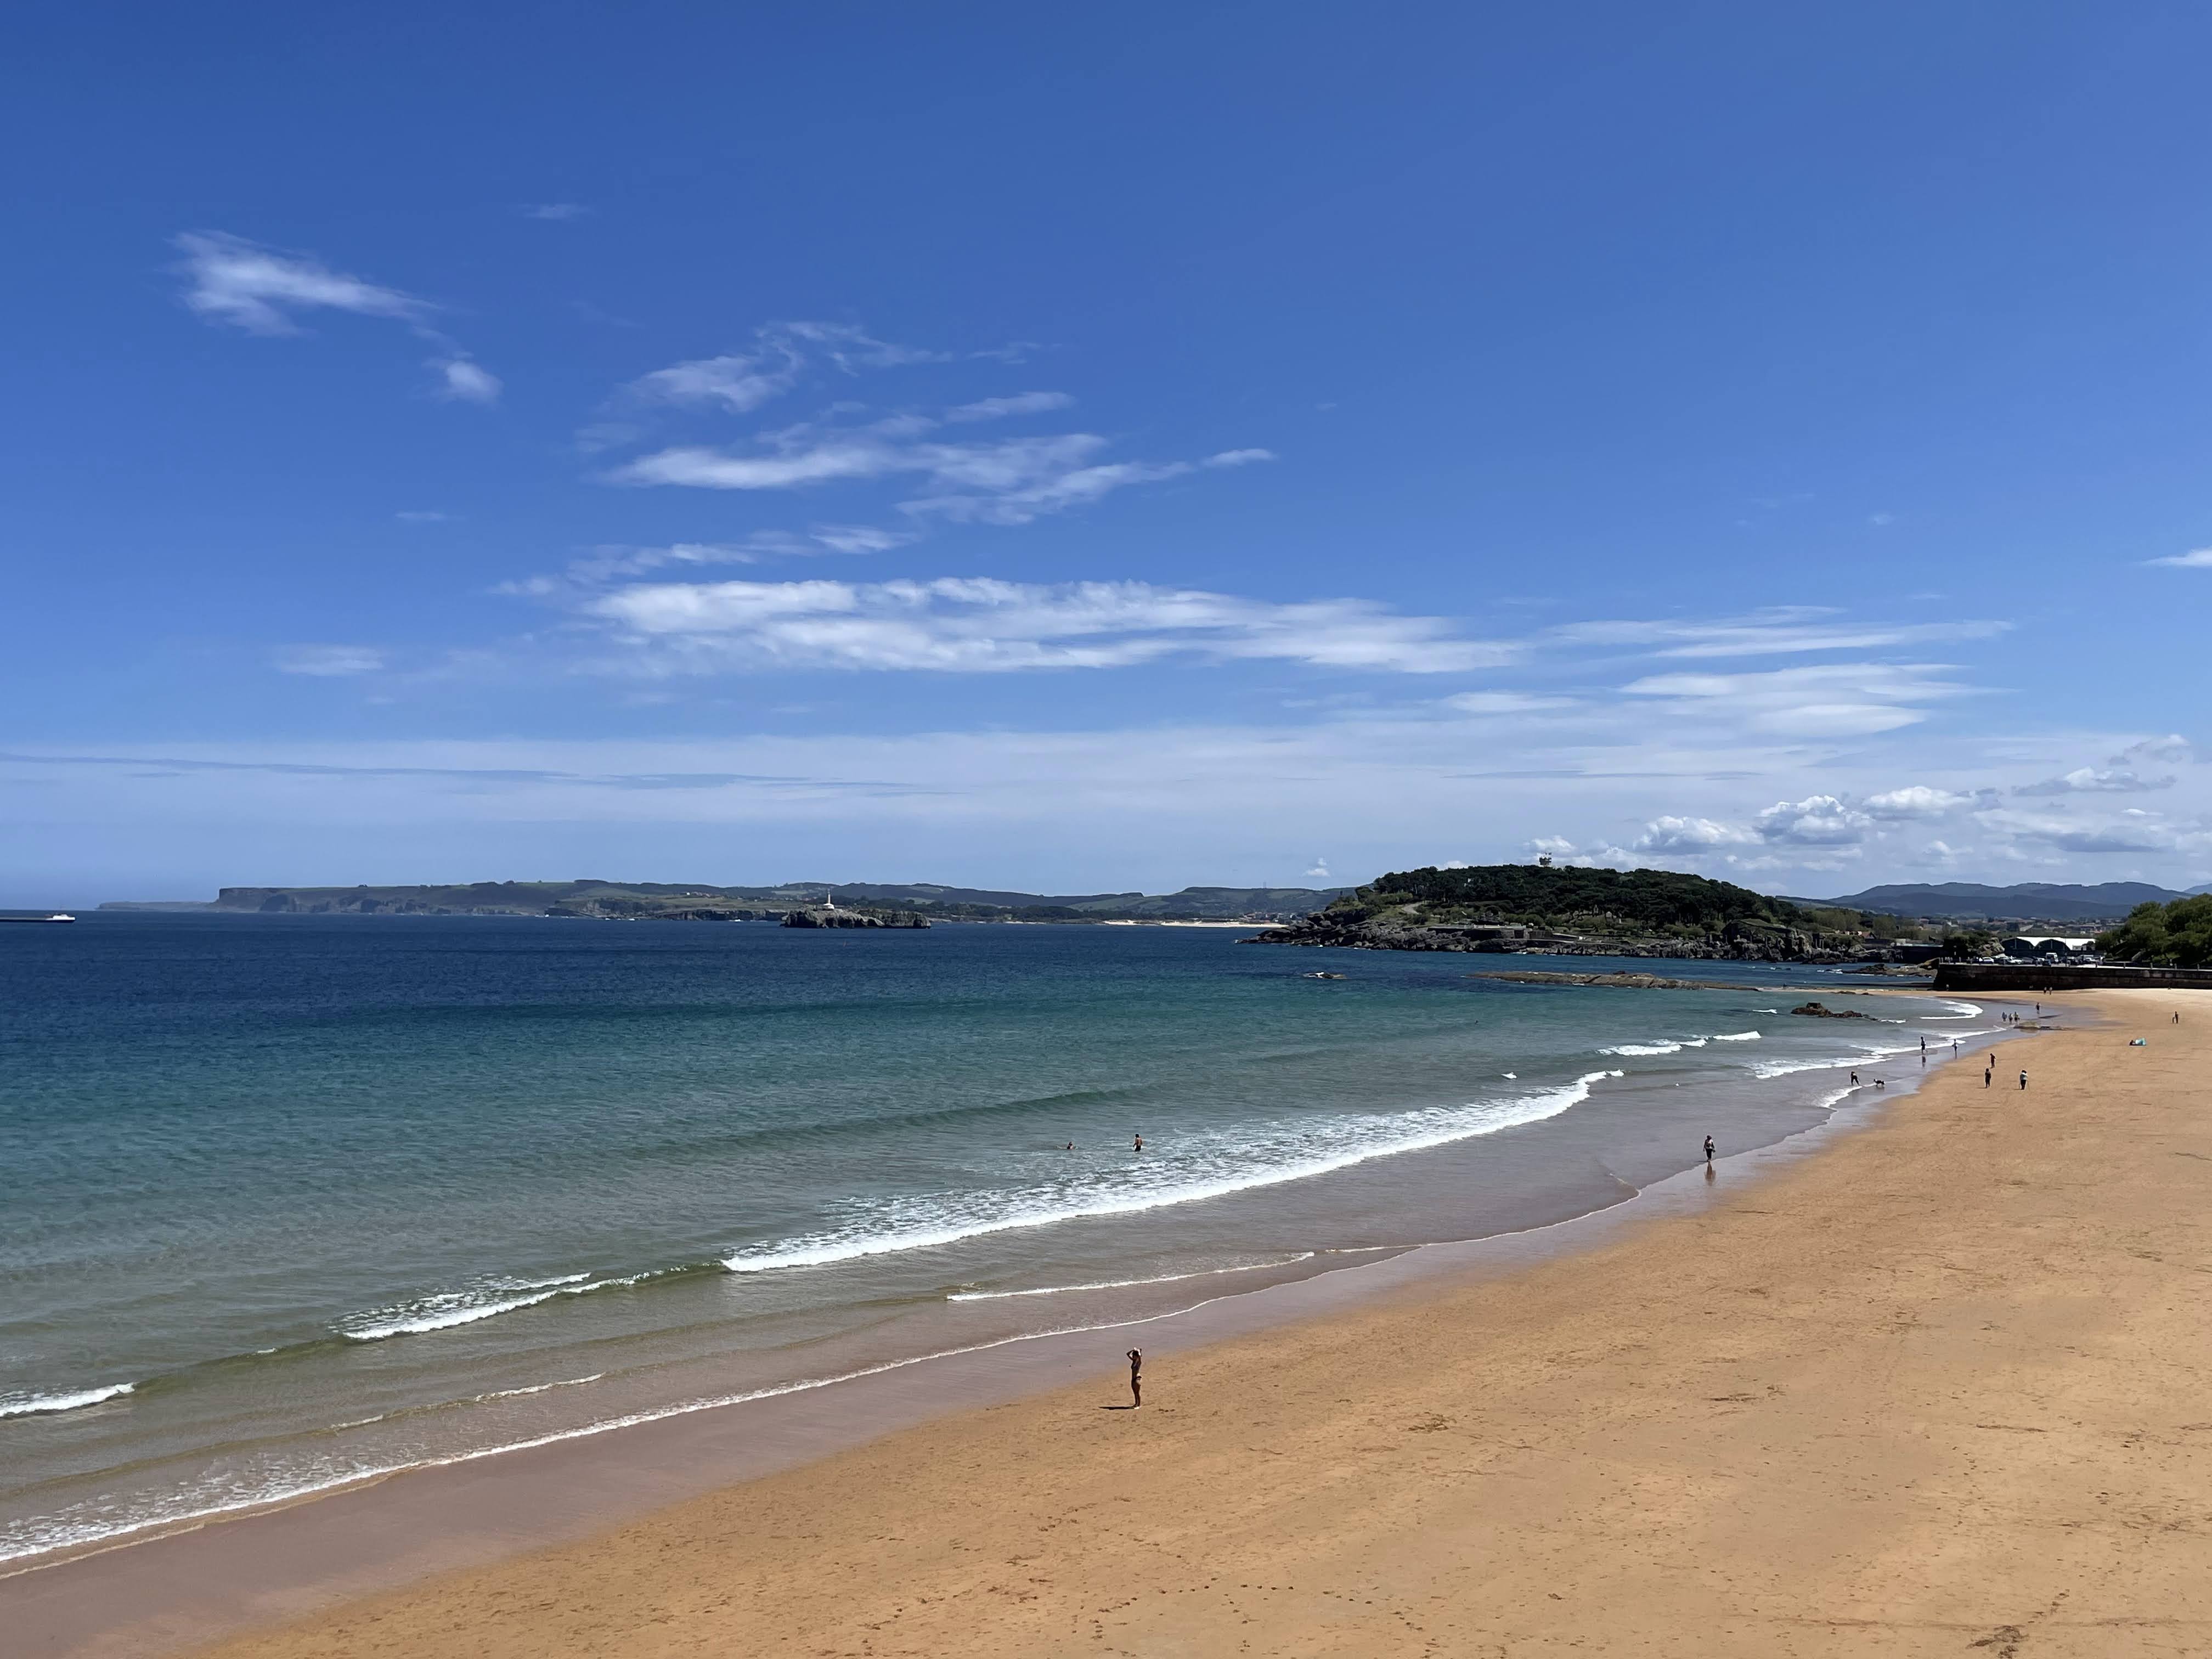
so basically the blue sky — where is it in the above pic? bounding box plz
[4,3,2209,904]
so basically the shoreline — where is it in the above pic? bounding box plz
[149,986,2211,1658]
[2,990,2046,1656]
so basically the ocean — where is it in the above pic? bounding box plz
[0,912,2001,1566]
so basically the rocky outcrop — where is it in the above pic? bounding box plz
[1474,970,1754,991]
[1248,912,1857,962]
[779,907,930,929]
[1789,1001,1874,1019]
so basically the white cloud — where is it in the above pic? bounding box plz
[2146,547,2212,569]
[579,576,1510,675]
[807,523,913,555]
[1863,785,1973,817]
[520,203,590,221]
[1305,857,1331,880]
[610,426,1234,528]
[1204,449,1277,467]
[1636,816,1758,851]
[1441,691,1577,714]
[780,321,953,372]
[395,510,449,523]
[945,392,1074,422]
[1621,662,1975,737]
[433,358,501,404]
[174,232,431,336]
[1551,610,2008,660]
[174,232,499,408]
[1754,793,1873,846]
[2111,735,2196,765]
[905,456,1195,526]
[2016,766,2175,796]
[273,645,385,677]
[499,526,913,595]
[627,344,806,414]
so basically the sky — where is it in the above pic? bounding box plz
[3,3,2209,905]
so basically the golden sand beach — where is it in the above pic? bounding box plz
[82,991,2212,1655]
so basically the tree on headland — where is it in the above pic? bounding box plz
[2095,896,2212,969]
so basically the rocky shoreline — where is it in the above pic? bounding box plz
[1246,912,1875,963]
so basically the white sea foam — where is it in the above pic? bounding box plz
[0,1295,1261,1566]
[475,1373,605,1402]
[950,1255,1316,1301]
[341,1273,631,1343]
[1711,1031,1762,1041]
[1601,1041,1680,1056]
[721,1072,1626,1276]
[0,1383,133,1420]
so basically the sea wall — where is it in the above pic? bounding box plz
[1933,963,2212,991]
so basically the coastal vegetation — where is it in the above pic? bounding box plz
[1253,863,1902,961]
[2095,895,2212,969]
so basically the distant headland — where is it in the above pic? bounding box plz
[99,879,1348,926]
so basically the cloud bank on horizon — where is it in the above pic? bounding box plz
[7,10,2210,901]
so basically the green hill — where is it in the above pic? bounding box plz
[1254,863,1894,961]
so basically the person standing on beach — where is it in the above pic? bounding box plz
[2019,1069,2028,1091]
[1126,1348,1142,1407]
[1703,1134,1714,1165]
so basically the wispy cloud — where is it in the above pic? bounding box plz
[395,510,449,523]
[273,645,384,677]
[1549,609,2008,659]
[499,528,915,596]
[2015,765,2176,795]
[520,202,591,221]
[580,576,1510,675]
[432,357,501,404]
[615,427,1274,527]
[945,391,1074,422]
[627,342,806,414]
[175,232,431,336]
[174,232,500,407]
[2146,546,2212,569]
[1620,662,1977,737]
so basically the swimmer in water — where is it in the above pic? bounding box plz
[1133,1133,1143,1153]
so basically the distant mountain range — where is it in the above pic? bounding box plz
[1808,881,2200,922]
[101,879,1350,923]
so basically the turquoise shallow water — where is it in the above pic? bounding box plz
[0,913,1998,1564]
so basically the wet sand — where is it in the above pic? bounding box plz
[25,989,2212,1656]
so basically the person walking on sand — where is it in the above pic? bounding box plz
[1126,1348,1142,1407]
[2019,1069,2028,1091]
[1703,1134,1715,1165]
